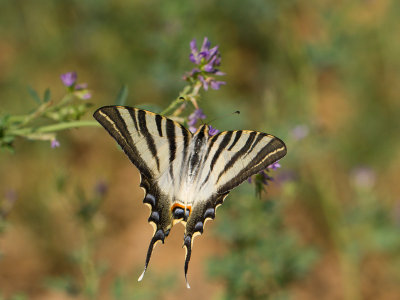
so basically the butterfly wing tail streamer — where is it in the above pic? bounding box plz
[182,192,230,289]
[138,176,174,281]
[138,228,166,281]
[183,235,192,289]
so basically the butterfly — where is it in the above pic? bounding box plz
[93,106,287,288]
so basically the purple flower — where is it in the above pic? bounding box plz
[60,71,91,100]
[200,37,211,53]
[189,38,212,65]
[188,109,206,133]
[208,125,220,136]
[60,72,77,87]
[188,109,206,127]
[182,69,199,81]
[199,75,226,91]
[189,37,222,72]
[210,79,226,90]
[199,75,209,90]
[51,139,60,148]
[268,161,281,170]
[185,37,226,91]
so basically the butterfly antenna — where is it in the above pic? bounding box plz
[183,235,192,289]
[208,110,240,125]
[138,229,165,282]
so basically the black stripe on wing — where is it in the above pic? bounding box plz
[137,110,160,171]
[248,132,265,153]
[227,130,242,150]
[155,114,163,137]
[128,109,140,134]
[180,124,190,179]
[189,125,207,177]
[166,118,176,179]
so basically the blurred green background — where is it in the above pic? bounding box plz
[1,1,400,299]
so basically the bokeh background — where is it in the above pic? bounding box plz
[1,1,400,299]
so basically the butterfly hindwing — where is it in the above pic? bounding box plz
[94,106,287,288]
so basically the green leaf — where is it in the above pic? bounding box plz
[27,86,41,104]
[115,85,128,106]
[43,88,51,102]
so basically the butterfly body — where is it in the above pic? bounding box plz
[94,105,287,288]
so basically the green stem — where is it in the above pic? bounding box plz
[36,120,101,133]
[8,94,73,126]
[160,84,194,115]
[8,120,100,137]
[160,97,185,115]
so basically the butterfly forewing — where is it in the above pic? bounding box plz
[94,106,191,179]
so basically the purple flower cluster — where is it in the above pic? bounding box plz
[184,37,226,91]
[60,71,91,100]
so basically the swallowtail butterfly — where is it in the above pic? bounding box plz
[94,106,287,288]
